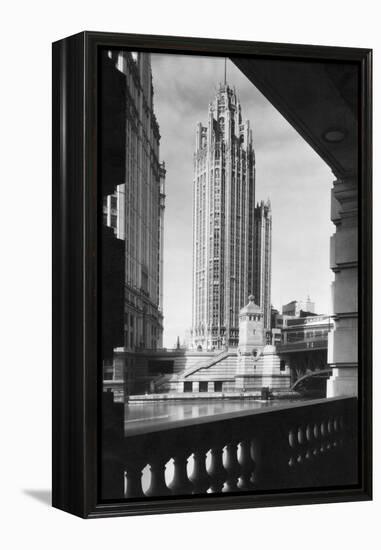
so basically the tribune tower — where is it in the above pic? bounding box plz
[191,84,256,349]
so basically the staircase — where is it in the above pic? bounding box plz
[153,350,239,392]
[152,373,175,392]
[172,352,216,374]
[183,349,233,378]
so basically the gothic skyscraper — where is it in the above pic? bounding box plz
[254,200,272,329]
[191,84,257,349]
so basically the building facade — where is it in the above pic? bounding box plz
[191,84,257,350]
[274,312,332,346]
[103,50,165,353]
[254,200,272,329]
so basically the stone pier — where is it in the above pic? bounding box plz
[327,176,358,397]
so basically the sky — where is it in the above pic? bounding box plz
[150,54,334,348]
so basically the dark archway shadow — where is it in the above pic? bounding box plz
[23,489,51,507]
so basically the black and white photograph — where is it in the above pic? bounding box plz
[100,47,363,501]
[1,0,378,545]
[1,5,378,550]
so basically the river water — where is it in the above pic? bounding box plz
[125,398,306,432]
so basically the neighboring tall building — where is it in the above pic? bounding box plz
[103,50,165,352]
[254,200,272,329]
[191,84,257,350]
[158,162,166,313]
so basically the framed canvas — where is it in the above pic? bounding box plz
[52,31,372,518]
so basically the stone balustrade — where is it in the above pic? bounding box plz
[102,394,357,500]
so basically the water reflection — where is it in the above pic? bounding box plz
[125,398,304,431]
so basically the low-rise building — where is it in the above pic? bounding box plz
[281,296,315,317]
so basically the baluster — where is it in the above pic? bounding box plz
[209,445,227,493]
[125,462,145,498]
[279,422,299,488]
[145,456,171,497]
[320,420,327,454]
[190,448,211,494]
[238,439,256,490]
[169,452,193,495]
[223,442,240,492]
[305,424,313,461]
[312,421,319,458]
[296,426,304,467]
[288,428,297,449]
[332,416,339,449]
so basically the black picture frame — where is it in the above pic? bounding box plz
[52,31,372,519]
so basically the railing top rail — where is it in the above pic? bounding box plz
[123,396,357,438]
